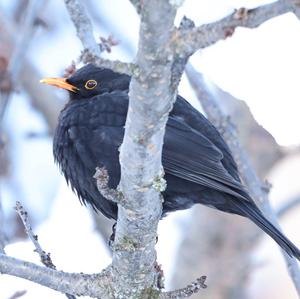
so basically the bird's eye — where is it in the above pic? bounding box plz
[85,79,97,90]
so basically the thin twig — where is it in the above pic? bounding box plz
[79,49,137,76]
[64,0,136,75]
[64,0,101,58]
[93,167,125,205]
[185,63,300,296]
[174,0,300,56]
[15,202,76,299]
[160,276,207,299]
[15,202,56,269]
[8,290,27,299]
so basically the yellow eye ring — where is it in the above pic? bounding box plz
[85,79,97,90]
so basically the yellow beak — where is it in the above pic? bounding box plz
[40,77,79,93]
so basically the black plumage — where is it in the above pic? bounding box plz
[44,64,300,260]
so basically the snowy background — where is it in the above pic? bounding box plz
[1,0,300,298]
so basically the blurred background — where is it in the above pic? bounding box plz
[0,0,300,298]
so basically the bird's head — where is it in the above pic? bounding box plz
[40,64,130,100]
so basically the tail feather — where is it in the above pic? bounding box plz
[233,200,300,260]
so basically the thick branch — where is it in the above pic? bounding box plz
[186,63,300,295]
[174,0,300,55]
[111,0,179,297]
[0,254,112,298]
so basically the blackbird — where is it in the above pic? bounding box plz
[41,64,300,259]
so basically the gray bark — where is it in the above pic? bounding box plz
[112,1,177,296]
[0,254,113,298]
[174,0,300,56]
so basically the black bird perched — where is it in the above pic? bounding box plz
[41,64,300,260]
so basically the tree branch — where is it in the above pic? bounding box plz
[15,202,55,269]
[160,276,207,299]
[64,0,137,75]
[8,290,27,299]
[110,1,179,297]
[15,201,77,299]
[185,63,300,296]
[94,167,125,205]
[0,254,112,298]
[79,49,137,76]
[174,0,300,56]
[63,0,100,58]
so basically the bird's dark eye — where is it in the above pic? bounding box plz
[85,79,97,90]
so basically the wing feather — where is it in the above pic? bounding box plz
[163,116,250,201]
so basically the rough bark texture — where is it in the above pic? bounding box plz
[173,0,300,56]
[0,254,113,298]
[112,1,177,296]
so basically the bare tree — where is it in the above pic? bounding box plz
[1,0,300,298]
